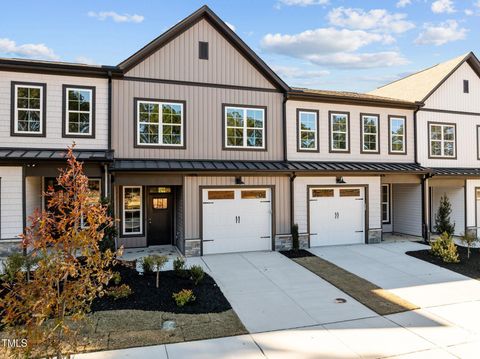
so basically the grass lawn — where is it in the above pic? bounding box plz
[407,246,480,280]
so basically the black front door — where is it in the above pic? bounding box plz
[147,192,173,245]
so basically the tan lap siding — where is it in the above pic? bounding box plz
[112,80,283,160]
[183,176,290,241]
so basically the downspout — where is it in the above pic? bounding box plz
[107,71,113,152]
[289,172,296,229]
[282,93,288,162]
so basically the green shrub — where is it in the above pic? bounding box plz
[172,289,196,307]
[434,195,455,236]
[291,223,299,251]
[173,257,189,278]
[460,231,479,260]
[431,232,460,263]
[111,271,122,285]
[107,284,132,300]
[2,251,39,282]
[189,265,205,285]
[142,256,155,274]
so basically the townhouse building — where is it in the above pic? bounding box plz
[0,5,478,257]
[370,52,480,239]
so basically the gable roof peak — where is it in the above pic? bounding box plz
[117,5,289,91]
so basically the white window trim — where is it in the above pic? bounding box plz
[361,114,379,153]
[389,117,406,154]
[14,84,44,135]
[330,112,349,152]
[224,106,266,149]
[122,186,143,236]
[65,87,93,136]
[136,100,184,147]
[298,110,318,151]
[382,184,390,224]
[429,123,456,158]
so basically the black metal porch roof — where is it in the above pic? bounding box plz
[112,159,429,173]
[0,148,113,162]
[431,167,480,176]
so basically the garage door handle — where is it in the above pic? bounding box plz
[235,216,241,223]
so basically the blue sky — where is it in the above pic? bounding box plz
[1,0,479,92]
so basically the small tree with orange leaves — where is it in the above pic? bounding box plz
[0,146,121,358]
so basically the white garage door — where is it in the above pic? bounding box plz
[202,188,272,254]
[309,187,365,247]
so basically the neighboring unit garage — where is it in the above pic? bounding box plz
[202,187,272,254]
[308,186,365,246]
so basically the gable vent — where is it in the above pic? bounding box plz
[199,41,209,60]
[464,80,469,93]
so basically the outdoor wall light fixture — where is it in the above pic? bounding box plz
[336,176,346,184]
[235,176,245,185]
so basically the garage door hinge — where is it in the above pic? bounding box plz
[260,200,271,203]
[203,201,214,204]
[203,239,214,242]
[260,236,271,239]
[355,198,364,201]
[355,230,364,233]
[309,199,318,202]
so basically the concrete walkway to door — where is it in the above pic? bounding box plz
[187,251,376,333]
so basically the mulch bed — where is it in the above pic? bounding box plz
[292,256,419,316]
[91,264,231,314]
[279,249,316,259]
[406,246,480,280]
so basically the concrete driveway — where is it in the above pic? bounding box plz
[187,251,376,333]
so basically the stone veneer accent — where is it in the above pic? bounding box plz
[185,239,201,257]
[368,229,382,244]
[275,234,309,251]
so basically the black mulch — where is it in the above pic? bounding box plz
[406,246,480,280]
[279,249,315,259]
[91,265,232,314]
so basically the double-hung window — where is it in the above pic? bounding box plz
[361,114,379,153]
[389,116,406,154]
[382,184,391,223]
[63,85,95,137]
[123,186,143,235]
[429,122,456,158]
[136,100,184,146]
[298,110,318,151]
[224,105,265,149]
[12,82,46,136]
[329,112,349,152]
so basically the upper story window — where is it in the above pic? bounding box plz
[329,112,349,152]
[136,99,184,147]
[389,116,406,154]
[11,82,46,136]
[297,110,318,152]
[224,105,265,150]
[63,85,95,138]
[429,122,456,158]
[361,113,379,154]
[463,80,469,94]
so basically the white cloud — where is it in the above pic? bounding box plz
[88,11,144,23]
[396,0,412,8]
[262,28,406,69]
[327,7,415,34]
[464,9,474,15]
[225,22,236,32]
[431,0,456,14]
[306,52,409,69]
[0,38,59,60]
[415,20,467,45]
[476,0,480,8]
[277,0,328,6]
[272,65,330,79]
[75,56,97,65]
[262,28,391,57]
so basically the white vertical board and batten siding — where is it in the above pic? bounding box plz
[417,62,480,167]
[183,176,290,241]
[125,19,275,90]
[286,101,414,162]
[112,80,283,160]
[0,167,23,239]
[466,179,480,229]
[293,176,381,235]
[0,71,108,149]
[392,184,422,236]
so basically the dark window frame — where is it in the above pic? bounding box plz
[62,84,96,139]
[464,80,469,94]
[10,81,47,137]
[388,115,407,155]
[199,41,209,60]
[296,108,320,153]
[382,183,391,224]
[121,185,144,237]
[328,111,351,153]
[427,121,457,159]
[360,113,380,154]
